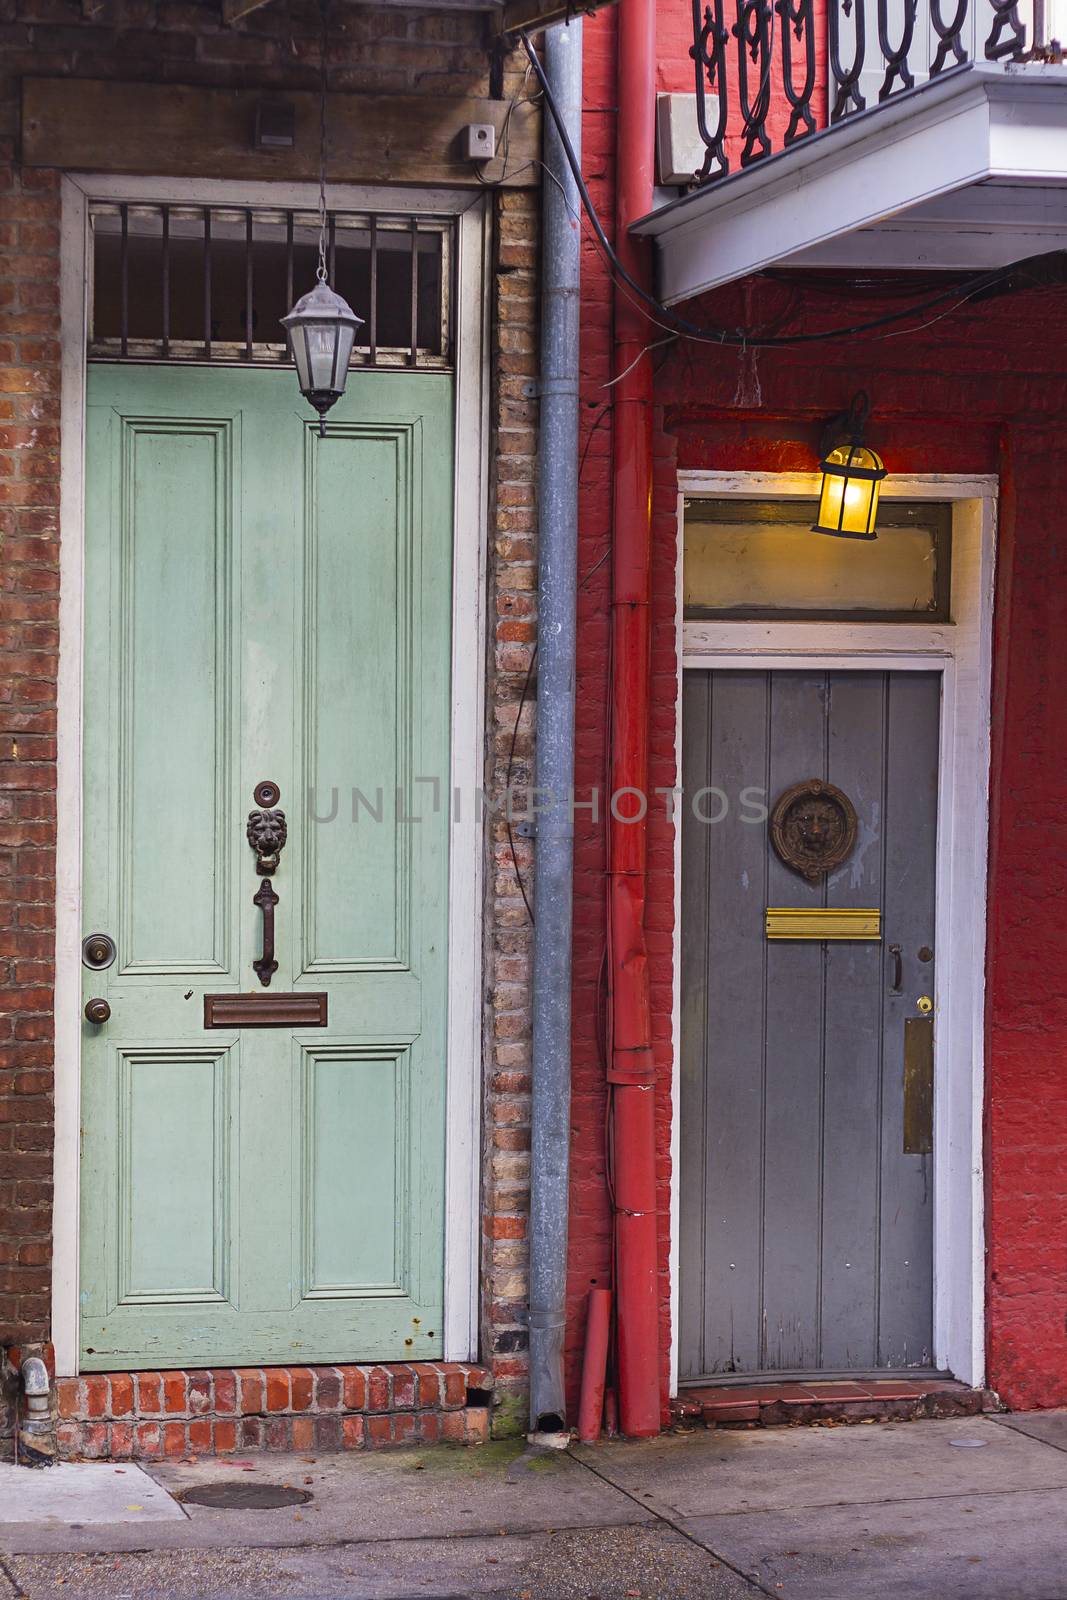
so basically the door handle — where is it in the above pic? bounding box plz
[84,998,111,1024]
[252,878,279,988]
[247,783,286,989]
[888,943,903,994]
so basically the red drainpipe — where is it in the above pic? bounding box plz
[608,0,660,1438]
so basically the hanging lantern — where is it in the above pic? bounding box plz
[281,281,362,435]
[811,392,887,540]
[281,0,363,437]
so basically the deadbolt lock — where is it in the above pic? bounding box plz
[82,932,117,971]
[916,995,933,1015]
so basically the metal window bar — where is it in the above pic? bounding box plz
[244,209,254,363]
[88,202,453,372]
[161,206,170,360]
[409,218,419,368]
[119,203,129,359]
[203,207,212,360]
[369,214,378,365]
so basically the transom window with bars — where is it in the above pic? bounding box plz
[89,203,453,370]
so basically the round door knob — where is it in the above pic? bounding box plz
[84,998,111,1025]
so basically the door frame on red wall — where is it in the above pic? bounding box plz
[671,471,997,1395]
[52,172,493,1378]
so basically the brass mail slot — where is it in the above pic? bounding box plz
[765,907,881,941]
[204,992,328,1028]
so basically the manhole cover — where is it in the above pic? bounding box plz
[177,1482,312,1510]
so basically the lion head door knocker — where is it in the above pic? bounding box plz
[246,801,287,875]
[247,781,286,986]
[769,779,858,883]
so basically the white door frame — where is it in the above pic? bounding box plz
[53,173,491,1376]
[671,470,996,1393]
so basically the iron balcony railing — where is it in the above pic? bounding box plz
[690,0,1047,183]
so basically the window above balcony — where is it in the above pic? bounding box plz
[635,0,1067,303]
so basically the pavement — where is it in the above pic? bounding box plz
[2,1411,1067,1598]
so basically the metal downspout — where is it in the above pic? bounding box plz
[528,17,583,1437]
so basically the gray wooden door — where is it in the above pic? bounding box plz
[680,670,939,1379]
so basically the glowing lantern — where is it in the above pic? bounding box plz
[812,392,887,541]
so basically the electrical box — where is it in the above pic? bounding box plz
[463,123,497,163]
[655,93,710,186]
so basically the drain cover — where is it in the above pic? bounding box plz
[178,1482,312,1510]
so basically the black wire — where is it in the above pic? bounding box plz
[519,30,1061,351]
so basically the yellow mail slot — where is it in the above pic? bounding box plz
[765,907,881,941]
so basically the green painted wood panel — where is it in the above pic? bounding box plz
[80,365,453,1369]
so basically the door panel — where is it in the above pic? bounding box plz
[80,365,453,1369]
[680,670,939,1380]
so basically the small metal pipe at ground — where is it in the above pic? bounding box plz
[527,16,583,1439]
[577,1288,613,1442]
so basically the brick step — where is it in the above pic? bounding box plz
[673,1378,998,1429]
[53,1362,493,1460]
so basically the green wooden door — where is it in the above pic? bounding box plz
[80,365,453,1369]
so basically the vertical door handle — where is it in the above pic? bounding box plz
[252,878,279,988]
[247,782,286,989]
[888,943,903,994]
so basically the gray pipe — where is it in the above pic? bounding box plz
[527,16,583,1437]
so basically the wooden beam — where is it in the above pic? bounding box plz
[21,77,540,189]
[500,0,617,37]
[222,0,275,21]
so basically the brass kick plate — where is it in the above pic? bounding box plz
[765,907,881,941]
[903,1015,934,1154]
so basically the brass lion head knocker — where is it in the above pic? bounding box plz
[769,779,858,882]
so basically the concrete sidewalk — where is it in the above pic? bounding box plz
[2,1412,1067,1598]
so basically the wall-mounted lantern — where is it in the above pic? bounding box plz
[811,391,887,540]
[281,0,363,437]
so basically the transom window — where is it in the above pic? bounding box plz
[89,202,453,370]
[684,499,952,623]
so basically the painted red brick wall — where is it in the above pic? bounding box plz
[571,4,1067,1411]
[567,8,679,1422]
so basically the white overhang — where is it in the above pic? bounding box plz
[632,64,1067,304]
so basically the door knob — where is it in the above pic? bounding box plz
[84,998,111,1025]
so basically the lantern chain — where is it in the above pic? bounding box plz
[317,0,330,284]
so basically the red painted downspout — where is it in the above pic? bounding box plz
[608,0,660,1438]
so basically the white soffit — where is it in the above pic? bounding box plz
[632,63,1067,303]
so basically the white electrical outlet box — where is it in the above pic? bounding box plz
[656,93,711,186]
[463,123,497,162]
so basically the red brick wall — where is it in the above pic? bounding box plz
[564,135,1067,1412]
[0,0,539,1444]
[0,126,62,1365]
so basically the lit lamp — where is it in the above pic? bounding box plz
[811,391,887,540]
[281,0,363,437]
